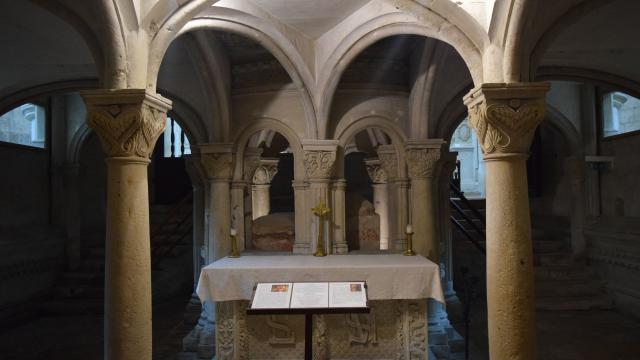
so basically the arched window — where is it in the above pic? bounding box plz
[0,103,46,148]
[163,117,191,157]
[603,91,640,137]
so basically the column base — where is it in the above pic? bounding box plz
[292,242,311,254]
[332,243,348,254]
[180,300,216,359]
[428,300,465,360]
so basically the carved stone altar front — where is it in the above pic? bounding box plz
[215,300,428,360]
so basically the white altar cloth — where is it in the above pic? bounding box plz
[197,254,444,303]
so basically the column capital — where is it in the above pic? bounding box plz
[377,145,399,179]
[253,158,279,185]
[243,147,263,182]
[364,158,387,184]
[464,82,550,157]
[405,140,446,179]
[302,140,338,180]
[81,89,172,159]
[199,143,235,181]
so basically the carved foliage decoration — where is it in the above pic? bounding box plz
[365,161,387,184]
[201,152,234,180]
[468,97,546,155]
[406,148,441,179]
[216,301,235,360]
[304,151,336,179]
[253,161,279,185]
[378,150,399,179]
[86,102,166,158]
[243,155,262,183]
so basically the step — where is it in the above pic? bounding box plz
[536,294,613,311]
[534,252,573,266]
[535,265,597,281]
[536,280,605,298]
[533,240,566,254]
[40,298,104,316]
[53,285,104,299]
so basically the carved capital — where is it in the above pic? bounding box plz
[304,151,336,179]
[365,159,387,184]
[81,89,172,158]
[200,143,235,181]
[405,140,445,179]
[242,147,263,182]
[377,145,399,179]
[464,83,550,156]
[253,158,279,185]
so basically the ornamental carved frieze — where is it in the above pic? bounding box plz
[201,152,234,181]
[82,90,171,158]
[406,147,441,179]
[365,159,387,184]
[243,148,263,182]
[304,151,336,179]
[464,83,550,156]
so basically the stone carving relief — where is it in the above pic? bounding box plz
[406,148,441,179]
[84,94,169,158]
[313,315,328,360]
[465,85,549,156]
[216,301,235,360]
[201,152,234,180]
[407,301,427,358]
[253,160,279,185]
[365,160,388,184]
[345,309,378,345]
[377,148,399,179]
[243,148,262,183]
[304,151,336,179]
[266,316,295,345]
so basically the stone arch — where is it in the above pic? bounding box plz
[434,85,474,142]
[159,15,318,139]
[318,13,486,139]
[333,115,407,179]
[544,104,582,156]
[232,118,304,181]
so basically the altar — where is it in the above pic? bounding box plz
[197,254,444,360]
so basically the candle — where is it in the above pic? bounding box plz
[406,224,413,234]
[230,228,237,236]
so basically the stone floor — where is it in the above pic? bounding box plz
[1,296,640,359]
[451,300,640,360]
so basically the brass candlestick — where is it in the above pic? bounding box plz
[404,224,416,256]
[229,230,240,258]
[312,202,330,257]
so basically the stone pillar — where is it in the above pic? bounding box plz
[566,156,586,260]
[405,140,445,261]
[63,163,81,270]
[365,159,389,250]
[377,145,402,250]
[184,155,206,289]
[464,82,549,360]
[332,179,348,253]
[292,180,310,253]
[302,140,338,254]
[231,181,246,251]
[81,89,171,360]
[251,158,279,220]
[199,143,235,263]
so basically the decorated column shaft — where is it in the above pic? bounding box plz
[81,89,171,360]
[365,159,389,250]
[200,143,235,263]
[405,140,445,262]
[464,82,549,360]
[302,140,338,255]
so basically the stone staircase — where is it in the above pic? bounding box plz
[41,200,193,316]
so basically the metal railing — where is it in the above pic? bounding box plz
[151,193,193,269]
[449,182,486,255]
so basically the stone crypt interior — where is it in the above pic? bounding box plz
[1,0,640,359]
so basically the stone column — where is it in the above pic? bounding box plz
[566,156,586,260]
[63,163,81,270]
[303,140,338,254]
[81,89,171,360]
[242,148,262,249]
[184,155,206,289]
[332,179,348,253]
[405,140,445,261]
[464,82,549,360]
[292,180,310,253]
[199,143,235,263]
[231,181,246,251]
[365,159,389,250]
[378,146,401,250]
[251,158,279,220]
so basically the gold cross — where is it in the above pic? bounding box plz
[312,202,330,217]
